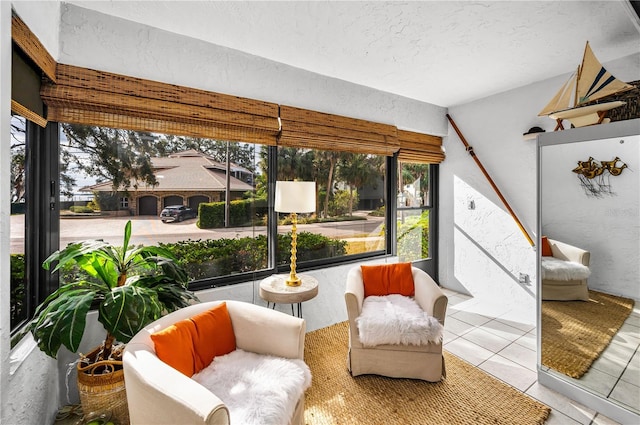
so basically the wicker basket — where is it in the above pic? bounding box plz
[77,347,129,425]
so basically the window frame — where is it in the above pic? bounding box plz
[10,118,59,341]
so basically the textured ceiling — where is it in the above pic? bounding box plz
[68,1,640,107]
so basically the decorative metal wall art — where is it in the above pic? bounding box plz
[572,156,628,197]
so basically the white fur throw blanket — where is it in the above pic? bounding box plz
[192,349,311,425]
[542,257,591,281]
[356,294,444,347]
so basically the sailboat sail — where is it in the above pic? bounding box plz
[539,42,634,117]
[576,42,634,104]
[538,69,578,116]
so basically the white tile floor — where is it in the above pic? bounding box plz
[440,288,638,425]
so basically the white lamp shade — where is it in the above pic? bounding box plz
[275,181,316,213]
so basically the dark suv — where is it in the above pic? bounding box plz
[160,205,197,223]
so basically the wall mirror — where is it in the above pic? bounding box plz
[537,118,639,424]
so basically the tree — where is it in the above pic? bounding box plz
[61,124,158,191]
[314,151,340,218]
[337,153,382,215]
[10,116,26,203]
[399,162,430,206]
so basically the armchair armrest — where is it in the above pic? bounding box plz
[413,268,448,325]
[548,238,590,266]
[124,346,229,425]
[345,266,365,323]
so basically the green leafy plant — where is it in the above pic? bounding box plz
[28,220,198,362]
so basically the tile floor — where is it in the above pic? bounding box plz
[441,288,639,425]
[206,272,637,424]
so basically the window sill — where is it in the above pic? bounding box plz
[9,332,38,375]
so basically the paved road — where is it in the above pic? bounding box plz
[9,214,384,254]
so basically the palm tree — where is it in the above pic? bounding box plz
[337,153,382,215]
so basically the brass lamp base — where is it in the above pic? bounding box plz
[285,274,302,287]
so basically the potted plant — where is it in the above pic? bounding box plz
[28,220,198,424]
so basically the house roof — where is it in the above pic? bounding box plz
[82,150,255,193]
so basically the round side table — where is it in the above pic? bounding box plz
[259,274,318,318]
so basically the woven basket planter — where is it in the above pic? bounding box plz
[77,347,129,425]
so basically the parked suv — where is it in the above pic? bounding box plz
[160,205,197,223]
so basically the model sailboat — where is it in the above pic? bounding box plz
[539,41,634,130]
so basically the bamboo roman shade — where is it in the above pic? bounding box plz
[278,105,400,156]
[397,130,445,164]
[11,14,55,127]
[40,64,281,145]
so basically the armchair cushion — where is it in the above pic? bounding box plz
[150,302,236,377]
[361,262,415,297]
[356,294,444,347]
[541,257,591,281]
[193,349,311,425]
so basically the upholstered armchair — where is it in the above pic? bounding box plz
[123,300,308,425]
[345,265,448,382]
[541,238,590,301]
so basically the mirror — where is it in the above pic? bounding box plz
[538,119,639,422]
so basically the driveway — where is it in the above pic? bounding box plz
[9,214,384,254]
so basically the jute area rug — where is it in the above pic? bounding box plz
[304,321,550,425]
[541,290,635,379]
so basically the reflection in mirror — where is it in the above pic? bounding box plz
[539,124,639,418]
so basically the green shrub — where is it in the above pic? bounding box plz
[86,200,101,211]
[10,254,26,329]
[69,205,94,213]
[198,197,268,229]
[369,205,385,217]
[397,210,429,262]
[92,191,120,211]
[161,232,347,280]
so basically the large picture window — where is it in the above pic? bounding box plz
[275,148,386,269]
[57,124,268,287]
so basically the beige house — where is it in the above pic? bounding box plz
[82,150,255,216]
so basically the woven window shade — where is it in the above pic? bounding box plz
[278,105,399,155]
[41,64,280,145]
[397,129,445,164]
[11,13,55,127]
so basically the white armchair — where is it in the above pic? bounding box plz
[345,266,448,381]
[542,238,590,301]
[123,300,307,425]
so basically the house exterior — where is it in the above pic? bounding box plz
[81,150,255,215]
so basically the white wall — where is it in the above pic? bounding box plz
[12,1,60,60]
[541,133,640,300]
[2,3,61,425]
[441,53,640,326]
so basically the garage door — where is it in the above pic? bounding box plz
[189,195,209,211]
[164,196,183,207]
[138,196,158,216]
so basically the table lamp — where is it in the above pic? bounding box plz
[275,181,316,286]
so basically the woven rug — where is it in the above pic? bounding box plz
[304,321,550,425]
[542,290,635,379]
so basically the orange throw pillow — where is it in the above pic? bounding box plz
[150,319,198,377]
[361,263,415,297]
[151,302,236,377]
[190,302,236,373]
[541,236,553,257]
